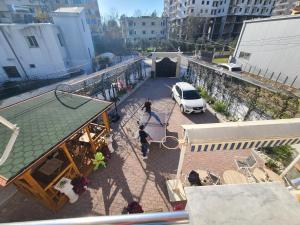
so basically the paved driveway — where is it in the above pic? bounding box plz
[0,78,218,222]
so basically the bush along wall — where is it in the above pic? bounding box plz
[185,61,299,121]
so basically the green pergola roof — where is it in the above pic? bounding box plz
[0,91,111,185]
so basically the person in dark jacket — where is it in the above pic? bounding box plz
[141,98,163,126]
[139,125,152,159]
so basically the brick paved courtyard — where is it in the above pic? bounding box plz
[0,78,264,222]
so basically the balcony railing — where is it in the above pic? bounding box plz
[3,211,189,225]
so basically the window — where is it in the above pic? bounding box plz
[175,86,182,97]
[202,0,205,4]
[205,9,208,13]
[142,22,146,26]
[192,0,195,3]
[129,30,134,35]
[3,66,21,78]
[29,64,35,68]
[218,9,221,13]
[207,1,209,4]
[26,36,39,48]
[220,1,223,4]
[73,0,82,4]
[239,51,251,60]
[151,30,155,34]
[239,7,242,12]
[142,30,146,34]
[151,21,155,25]
[182,90,200,100]
[200,9,203,13]
[191,8,194,13]
[129,21,133,26]
[57,33,64,47]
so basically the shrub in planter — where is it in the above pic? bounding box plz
[260,145,294,166]
[265,159,280,174]
[213,100,229,116]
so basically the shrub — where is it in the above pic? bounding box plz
[265,159,280,174]
[197,87,209,99]
[260,145,294,166]
[213,100,229,116]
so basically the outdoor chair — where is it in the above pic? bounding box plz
[234,152,257,177]
[207,171,221,185]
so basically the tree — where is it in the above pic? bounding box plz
[151,10,157,17]
[133,9,142,17]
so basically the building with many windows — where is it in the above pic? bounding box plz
[120,16,168,43]
[273,0,300,15]
[164,0,276,40]
[0,7,94,82]
[0,0,102,36]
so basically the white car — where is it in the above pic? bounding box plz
[172,82,206,114]
[218,63,242,72]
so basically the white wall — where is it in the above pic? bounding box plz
[0,24,68,82]
[233,15,300,88]
[52,9,95,73]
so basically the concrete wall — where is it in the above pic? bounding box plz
[52,9,95,74]
[233,15,300,88]
[0,24,68,82]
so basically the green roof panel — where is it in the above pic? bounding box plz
[0,91,111,183]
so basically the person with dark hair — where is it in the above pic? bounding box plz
[139,125,152,159]
[141,98,163,126]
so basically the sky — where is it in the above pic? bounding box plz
[98,0,164,18]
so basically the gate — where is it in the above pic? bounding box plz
[156,58,176,77]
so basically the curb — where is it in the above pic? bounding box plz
[206,104,228,123]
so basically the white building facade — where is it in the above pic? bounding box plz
[232,15,300,89]
[164,0,276,40]
[0,7,95,83]
[0,0,102,36]
[121,16,168,43]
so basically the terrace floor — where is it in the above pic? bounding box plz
[0,78,266,222]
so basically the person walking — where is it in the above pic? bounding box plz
[141,98,164,126]
[139,125,152,159]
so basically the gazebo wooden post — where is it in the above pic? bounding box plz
[84,126,96,153]
[102,111,110,132]
[16,170,57,210]
[61,143,80,175]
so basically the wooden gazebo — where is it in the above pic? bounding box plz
[0,91,112,210]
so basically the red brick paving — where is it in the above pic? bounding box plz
[0,78,263,222]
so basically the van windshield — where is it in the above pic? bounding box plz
[183,90,201,100]
[232,67,242,72]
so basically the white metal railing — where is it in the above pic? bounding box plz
[3,211,189,225]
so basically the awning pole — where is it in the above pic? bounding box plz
[280,153,300,177]
[176,142,187,181]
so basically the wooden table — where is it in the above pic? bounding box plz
[79,132,95,143]
[252,168,268,182]
[223,170,248,184]
[38,158,64,176]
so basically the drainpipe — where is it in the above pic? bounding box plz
[0,27,29,79]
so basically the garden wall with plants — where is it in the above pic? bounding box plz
[70,60,150,101]
[185,61,299,121]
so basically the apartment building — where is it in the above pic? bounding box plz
[120,16,168,43]
[0,7,95,82]
[164,0,275,40]
[273,0,300,15]
[0,0,101,36]
[46,0,101,36]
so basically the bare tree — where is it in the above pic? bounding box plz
[133,9,142,17]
